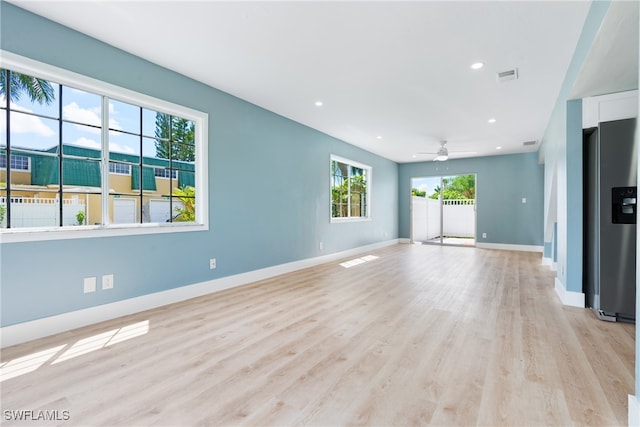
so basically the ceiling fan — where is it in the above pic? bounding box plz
[417,140,476,161]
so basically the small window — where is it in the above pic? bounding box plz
[109,162,131,175]
[154,168,178,179]
[0,154,30,171]
[331,155,371,221]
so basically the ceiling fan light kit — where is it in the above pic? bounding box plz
[434,145,449,161]
[416,140,476,161]
[434,140,449,161]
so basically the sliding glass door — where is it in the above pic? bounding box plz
[410,174,476,246]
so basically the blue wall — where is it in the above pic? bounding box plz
[398,152,544,246]
[540,1,610,293]
[0,3,398,326]
[565,99,584,292]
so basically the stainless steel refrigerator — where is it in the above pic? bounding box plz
[584,118,637,322]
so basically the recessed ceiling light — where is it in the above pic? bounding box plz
[471,62,484,70]
[412,154,417,158]
[376,135,382,140]
[488,118,496,124]
[496,146,502,150]
[315,101,323,107]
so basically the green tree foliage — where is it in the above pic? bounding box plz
[172,186,195,222]
[331,162,366,217]
[411,188,426,197]
[0,69,55,105]
[429,175,475,200]
[155,113,195,161]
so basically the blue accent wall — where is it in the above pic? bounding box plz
[0,3,399,326]
[566,99,583,292]
[543,242,552,259]
[398,153,544,246]
[540,1,610,292]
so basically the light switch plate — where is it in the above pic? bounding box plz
[84,277,97,293]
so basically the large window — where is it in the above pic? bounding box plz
[331,155,371,220]
[0,53,208,240]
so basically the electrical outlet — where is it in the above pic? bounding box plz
[210,258,217,269]
[102,274,114,290]
[319,242,324,251]
[84,277,96,293]
[482,233,487,238]
[522,197,527,204]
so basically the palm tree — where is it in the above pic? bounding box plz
[0,69,55,105]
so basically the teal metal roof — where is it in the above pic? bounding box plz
[17,145,194,189]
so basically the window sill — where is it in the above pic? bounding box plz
[0,222,208,243]
[330,217,371,224]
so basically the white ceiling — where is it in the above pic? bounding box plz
[570,0,639,99]
[9,1,624,163]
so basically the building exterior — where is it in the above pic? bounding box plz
[0,144,195,227]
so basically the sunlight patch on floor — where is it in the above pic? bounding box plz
[53,320,149,364]
[340,255,380,268]
[0,345,66,382]
[0,320,150,382]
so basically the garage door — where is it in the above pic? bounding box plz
[148,199,184,223]
[113,199,136,224]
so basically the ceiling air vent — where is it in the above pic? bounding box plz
[523,140,537,146]
[496,68,518,83]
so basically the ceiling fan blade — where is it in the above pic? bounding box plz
[448,151,477,155]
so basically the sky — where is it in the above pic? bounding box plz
[0,82,182,161]
[412,176,439,197]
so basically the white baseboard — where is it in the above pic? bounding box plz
[476,243,544,252]
[554,277,585,308]
[1,239,399,348]
[402,239,544,253]
[541,258,558,271]
[630,395,640,426]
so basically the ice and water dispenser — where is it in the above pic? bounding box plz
[612,186,637,224]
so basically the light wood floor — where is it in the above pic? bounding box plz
[1,244,635,426]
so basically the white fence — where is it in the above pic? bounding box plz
[411,197,475,242]
[0,196,85,228]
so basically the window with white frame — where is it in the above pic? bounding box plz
[0,53,208,238]
[154,167,178,179]
[0,153,30,171]
[330,155,370,220]
[108,162,131,175]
